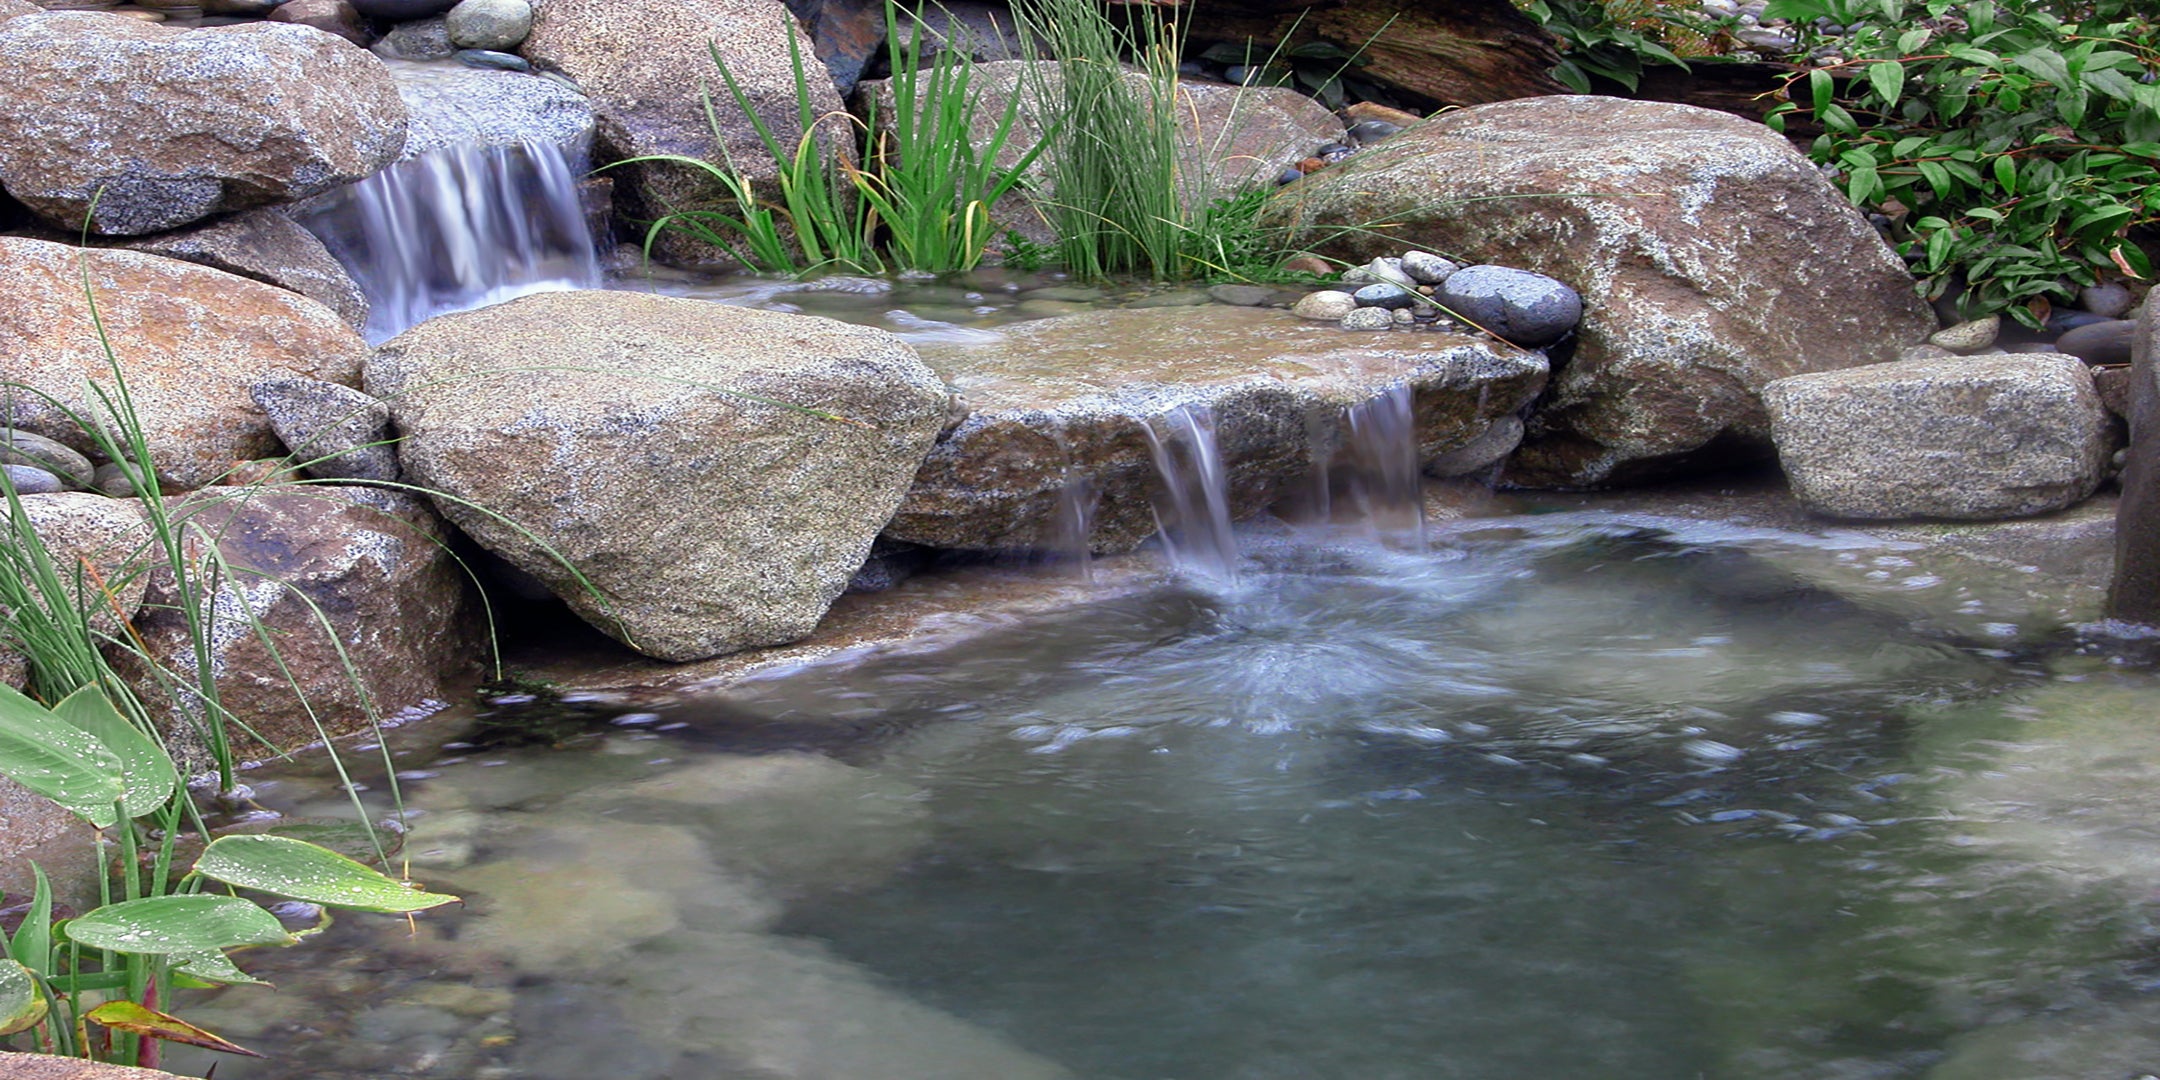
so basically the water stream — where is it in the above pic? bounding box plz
[162,510,2160,1080]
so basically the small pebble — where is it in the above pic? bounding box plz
[1353,282,1416,309]
[454,48,530,71]
[2080,281,2134,319]
[1292,290,1358,321]
[1400,250,1459,285]
[1,464,65,494]
[1928,314,1999,352]
[1340,307,1395,331]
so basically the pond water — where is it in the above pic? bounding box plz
[164,513,2160,1080]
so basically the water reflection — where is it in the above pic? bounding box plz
[164,520,2160,1080]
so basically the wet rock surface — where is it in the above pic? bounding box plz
[369,290,951,661]
[113,209,371,331]
[886,305,1548,553]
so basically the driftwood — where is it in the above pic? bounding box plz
[1178,0,1567,109]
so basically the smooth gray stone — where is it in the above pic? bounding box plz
[2056,319,2136,366]
[1208,284,1275,307]
[0,429,92,488]
[91,461,143,498]
[2081,281,2134,320]
[1340,307,1394,330]
[350,0,453,16]
[372,16,453,61]
[249,376,400,482]
[2,463,65,494]
[1353,282,1416,309]
[1433,264,1582,348]
[455,48,530,71]
[1400,250,1459,285]
[445,0,531,51]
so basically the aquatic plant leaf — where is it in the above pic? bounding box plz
[9,864,52,974]
[193,834,460,914]
[244,818,402,865]
[85,999,262,1058]
[171,948,267,987]
[51,685,175,821]
[0,957,46,1036]
[0,682,124,828]
[62,895,297,956]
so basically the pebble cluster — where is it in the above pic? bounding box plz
[1289,250,1585,349]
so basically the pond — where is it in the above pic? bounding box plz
[162,508,2160,1080]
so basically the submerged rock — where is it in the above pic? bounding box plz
[1271,96,1937,488]
[1764,354,2113,520]
[0,238,369,490]
[369,290,950,661]
[0,13,407,235]
[886,305,1547,553]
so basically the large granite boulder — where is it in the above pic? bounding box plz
[1763,354,2114,520]
[0,238,369,490]
[128,486,479,768]
[855,62,1345,245]
[368,290,951,661]
[114,209,370,332]
[522,0,844,267]
[1272,96,1939,488]
[0,13,408,236]
[888,305,1548,552]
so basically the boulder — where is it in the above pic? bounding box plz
[1186,0,1565,110]
[887,305,1548,553]
[0,238,369,490]
[1271,96,1938,488]
[521,0,846,267]
[128,486,478,767]
[248,375,400,482]
[1763,354,2113,520]
[0,1,34,21]
[855,61,1344,246]
[6,492,154,637]
[367,289,950,661]
[388,62,597,158]
[0,13,408,235]
[114,210,370,332]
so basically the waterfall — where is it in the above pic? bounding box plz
[1340,383,1427,547]
[1142,405,1240,582]
[299,138,603,343]
[1049,475,1099,581]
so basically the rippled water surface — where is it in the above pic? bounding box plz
[167,516,2160,1080]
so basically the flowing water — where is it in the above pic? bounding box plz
[162,508,2160,1080]
[298,138,603,343]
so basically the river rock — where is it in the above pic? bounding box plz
[522,0,845,268]
[126,486,477,767]
[0,238,368,490]
[445,0,529,50]
[116,209,369,332]
[373,16,453,61]
[351,0,453,16]
[268,0,370,45]
[1354,281,1417,310]
[1271,96,1937,488]
[1763,354,2113,520]
[855,60,1345,248]
[0,13,408,235]
[1,463,63,494]
[1432,264,1581,348]
[1400,250,1459,285]
[1426,414,1524,477]
[884,305,1548,553]
[249,375,399,482]
[368,290,950,661]
[1341,306,1394,330]
[2054,318,2135,366]
[2078,281,2134,320]
[1928,314,2000,353]
[0,429,93,488]
[1292,290,1357,321]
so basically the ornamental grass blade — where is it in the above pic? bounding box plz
[0,683,124,828]
[193,834,459,914]
[0,957,46,1036]
[63,895,296,956]
[85,999,262,1058]
[51,685,175,821]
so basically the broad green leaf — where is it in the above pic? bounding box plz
[193,835,460,914]
[1925,227,1953,272]
[1992,154,2017,195]
[8,864,50,974]
[2069,205,2134,239]
[1846,164,1882,207]
[62,895,296,956]
[247,818,401,865]
[0,957,45,1037]
[1763,0,1834,20]
[1810,68,1834,118]
[171,949,267,987]
[2083,67,2138,102]
[85,999,261,1058]
[1943,44,1999,66]
[2010,48,2071,88]
[51,686,174,821]
[0,683,124,828]
[1897,27,1931,53]
[1866,60,1906,107]
[1917,160,1953,198]
[2054,88,2087,126]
